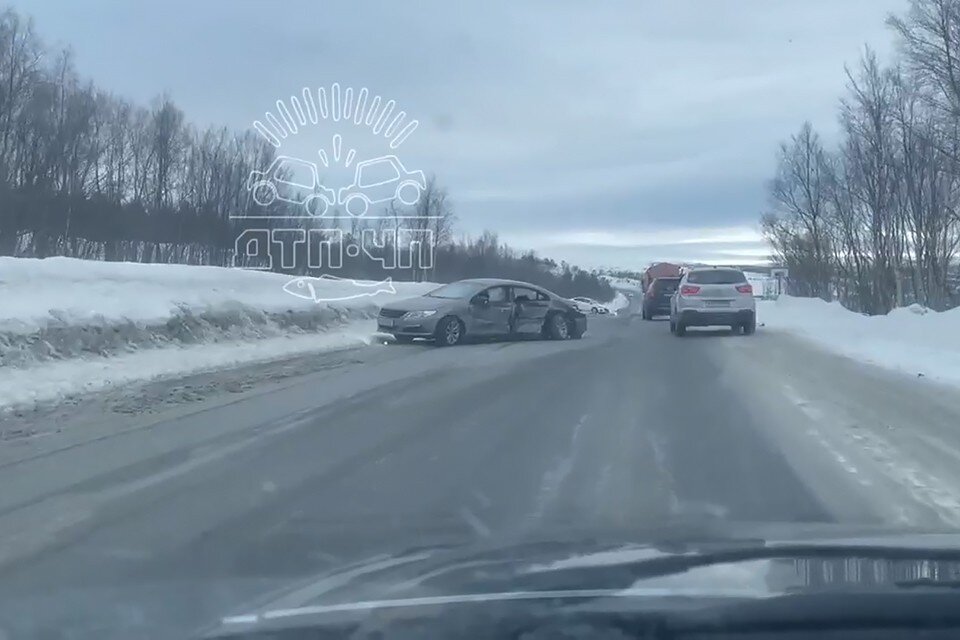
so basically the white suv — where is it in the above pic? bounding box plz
[670,267,756,336]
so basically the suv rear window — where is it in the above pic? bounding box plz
[653,278,680,293]
[686,270,746,285]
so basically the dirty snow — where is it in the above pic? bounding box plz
[0,257,435,411]
[606,291,630,313]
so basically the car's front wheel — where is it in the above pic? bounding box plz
[434,316,464,346]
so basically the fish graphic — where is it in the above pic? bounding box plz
[282,273,396,303]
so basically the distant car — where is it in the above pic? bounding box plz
[338,155,427,216]
[641,277,680,319]
[670,267,756,336]
[377,278,587,346]
[247,156,336,216]
[571,297,608,314]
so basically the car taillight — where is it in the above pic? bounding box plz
[680,285,700,295]
[736,284,753,294]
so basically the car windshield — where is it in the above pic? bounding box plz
[6,1,960,637]
[425,282,484,299]
[686,270,746,285]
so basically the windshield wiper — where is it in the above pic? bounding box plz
[509,544,960,591]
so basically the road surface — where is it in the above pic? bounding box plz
[2,298,960,637]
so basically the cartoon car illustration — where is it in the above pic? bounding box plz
[337,155,427,217]
[247,156,336,217]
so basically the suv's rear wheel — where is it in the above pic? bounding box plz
[673,320,686,337]
[742,317,756,335]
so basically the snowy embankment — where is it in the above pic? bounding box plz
[760,296,960,385]
[606,291,630,313]
[607,276,643,293]
[0,257,435,411]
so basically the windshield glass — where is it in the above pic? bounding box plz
[5,0,960,637]
[425,282,484,299]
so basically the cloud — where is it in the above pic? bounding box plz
[16,0,910,269]
[500,225,768,270]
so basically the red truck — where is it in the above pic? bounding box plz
[641,262,681,292]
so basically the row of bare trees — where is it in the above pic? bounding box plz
[0,9,283,263]
[0,8,614,299]
[763,0,960,314]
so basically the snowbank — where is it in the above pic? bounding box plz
[607,276,643,292]
[0,257,436,410]
[760,296,960,385]
[606,291,630,313]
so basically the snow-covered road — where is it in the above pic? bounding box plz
[1,300,960,636]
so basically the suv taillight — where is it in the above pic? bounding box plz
[736,284,753,294]
[680,285,700,295]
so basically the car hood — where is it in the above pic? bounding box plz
[379,295,457,312]
[206,521,960,636]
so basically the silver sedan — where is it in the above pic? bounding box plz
[377,278,588,346]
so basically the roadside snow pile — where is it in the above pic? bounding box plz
[0,257,435,410]
[607,291,630,313]
[607,277,643,292]
[760,296,960,385]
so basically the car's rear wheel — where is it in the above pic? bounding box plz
[743,317,756,335]
[674,320,686,337]
[545,313,570,340]
[434,316,464,346]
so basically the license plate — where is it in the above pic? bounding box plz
[380,319,395,328]
[706,300,731,307]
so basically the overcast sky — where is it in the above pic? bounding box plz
[15,0,909,271]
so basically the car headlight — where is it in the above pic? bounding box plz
[403,310,438,320]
